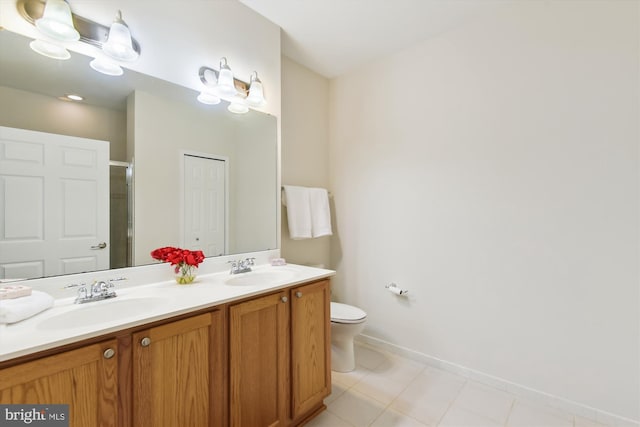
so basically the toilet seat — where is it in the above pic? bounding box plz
[330,302,366,324]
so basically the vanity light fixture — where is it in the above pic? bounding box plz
[29,38,70,60]
[102,10,138,62]
[18,0,141,74]
[89,56,124,76]
[197,67,221,105]
[197,91,221,105]
[246,71,266,108]
[217,57,238,96]
[227,95,249,114]
[197,63,266,113]
[35,0,79,42]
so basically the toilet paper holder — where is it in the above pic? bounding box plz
[385,283,408,296]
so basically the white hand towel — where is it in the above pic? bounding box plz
[309,187,332,238]
[283,185,312,239]
[0,290,54,324]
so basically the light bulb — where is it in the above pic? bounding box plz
[217,58,237,96]
[103,11,139,62]
[246,72,266,107]
[35,0,79,42]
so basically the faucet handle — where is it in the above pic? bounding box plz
[228,259,239,273]
[246,257,256,266]
[90,281,102,296]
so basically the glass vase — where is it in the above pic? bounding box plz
[175,264,197,285]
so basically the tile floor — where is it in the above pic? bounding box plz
[307,343,611,427]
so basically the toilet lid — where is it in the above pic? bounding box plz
[331,302,367,323]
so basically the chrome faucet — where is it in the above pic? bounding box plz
[75,280,117,304]
[228,257,255,274]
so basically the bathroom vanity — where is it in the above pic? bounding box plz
[0,264,333,427]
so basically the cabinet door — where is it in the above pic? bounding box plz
[132,312,219,427]
[291,280,331,419]
[0,339,119,427]
[229,292,289,427]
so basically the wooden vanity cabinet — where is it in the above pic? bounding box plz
[0,339,120,427]
[229,279,331,427]
[290,279,331,422]
[132,311,224,427]
[0,310,224,427]
[0,277,331,427]
[229,290,290,427]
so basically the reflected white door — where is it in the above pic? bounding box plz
[183,154,226,257]
[0,126,110,279]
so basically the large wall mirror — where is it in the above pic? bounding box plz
[0,29,278,280]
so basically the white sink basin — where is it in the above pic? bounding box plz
[37,297,169,330]
[224,268,297,286]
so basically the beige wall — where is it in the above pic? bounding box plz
[131,90,277,265]
[329,0,638,420]
[0,86,126,161]
[280,57,331,267]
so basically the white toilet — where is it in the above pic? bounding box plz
[330,302,367,372]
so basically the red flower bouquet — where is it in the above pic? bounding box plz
[151,246,205,284]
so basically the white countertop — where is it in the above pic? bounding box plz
[0,264,335,363]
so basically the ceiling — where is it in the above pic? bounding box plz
[238,0,495,78]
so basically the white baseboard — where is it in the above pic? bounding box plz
[355,334,639,427]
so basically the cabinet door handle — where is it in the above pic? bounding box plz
[103,348,115,359]
[140,337,151,347]
[281,296,288,303]
[295,291,303,298]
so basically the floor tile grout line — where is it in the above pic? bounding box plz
[366,362,430,426]
[504,398,516,427]
[433,377,469,426]
[338,343,603,427]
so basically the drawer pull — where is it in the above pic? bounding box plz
[103,348,115,359]
[140,337,151,347]
[295,291,303,298]
[281,296,288,303]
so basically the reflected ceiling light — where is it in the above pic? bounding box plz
[103,10,139,62]
[35,0,79,42]
[246,71,266,108]
[90,56,124,76]
[217,57,237,96]
[227,95,249,114]
[29,39,70,60]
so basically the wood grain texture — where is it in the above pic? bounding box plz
[0,339,119,427]
[132,313,213,427]
[229,291,289,427]
[290,280,331,420]
[210,308,227,427]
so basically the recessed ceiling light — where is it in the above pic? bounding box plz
[59,94,84,102]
